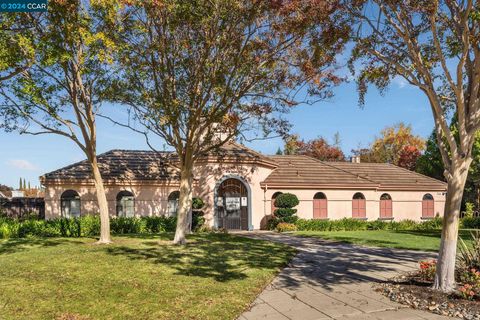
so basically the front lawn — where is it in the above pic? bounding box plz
[295,229,475,251]
[0,233,295,320]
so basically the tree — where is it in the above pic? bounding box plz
[0,0,120,244]
[352,123,425,169]
[18,178,22,190]
[283,135,345,161]
[275,147,283,155]
[0,14,34,83]
[417,128,480,211]
[349,0,480,291]
[299,137,345,161]
[111,0,349,244]
[397,145,422,171]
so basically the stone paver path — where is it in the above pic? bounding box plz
[237,232,455,320]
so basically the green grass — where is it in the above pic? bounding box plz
[295,229,476,252]
[0,233,295,320]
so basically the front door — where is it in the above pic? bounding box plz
[217,178,249,230]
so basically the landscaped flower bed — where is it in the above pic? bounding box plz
[378,231,480,319]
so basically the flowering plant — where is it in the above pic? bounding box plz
[458,268,480,300]
[459,283,476,300]
[418,260,436,281]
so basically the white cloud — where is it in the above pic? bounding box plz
[393,76,408,89]
[7,159,38,171]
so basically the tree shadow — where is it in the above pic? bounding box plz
[0,238,85,255]
[240,233,437,292]
[104,233,294,282]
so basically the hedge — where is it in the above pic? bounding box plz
[293,217,446,232]
[0,216,178,239]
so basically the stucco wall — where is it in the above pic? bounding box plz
[43,161,274,230]
[44,161,446,228]
[264,188,446,222]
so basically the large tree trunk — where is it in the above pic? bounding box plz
[90,156,112,244]
[433,160,470,292]
[173,160,193,245]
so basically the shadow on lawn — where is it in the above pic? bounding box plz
[0,238,84,255]
[105,233,294,282]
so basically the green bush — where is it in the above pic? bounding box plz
[266,217,280,231]
[274,193,299,208]
[462,217,480,229]
[276,222,297,232]
[0,216,178,239]
[273,193,299,225]
[295,217,447,232]
[192,197,205,210]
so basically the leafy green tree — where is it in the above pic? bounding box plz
[417,129,480,211]
[0,0,120,244]
[111,0,349,244]
[348,0,480,291]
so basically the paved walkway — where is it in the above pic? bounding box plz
[237,232,454,320]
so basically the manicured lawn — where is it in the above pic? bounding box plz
[295,229,476,252]
[0,233,295,320]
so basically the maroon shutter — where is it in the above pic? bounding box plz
[313,199,327,219]
[423,199,434,217]
[380,199,392,218]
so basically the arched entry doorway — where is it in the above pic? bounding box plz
[216,178,250,230]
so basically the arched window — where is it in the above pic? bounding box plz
[167,191,180,217]
[352,192,366,218]
[379,193,393,218]
[271,192,283,214]
[422,193,434,218]
[116,191,135,217]
[61,190,81,218]
[313,192,328,219]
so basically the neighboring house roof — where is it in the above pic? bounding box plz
[261,155,378,189]
[41,142,277,183]
[326,162,447,191]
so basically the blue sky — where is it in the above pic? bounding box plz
[0,77,434,189]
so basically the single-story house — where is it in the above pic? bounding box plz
[40,142,447,230]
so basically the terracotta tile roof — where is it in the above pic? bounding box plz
[327,162,447,191]
[261,155,378,189]
[41,142,276,182]
[262,155,447,191]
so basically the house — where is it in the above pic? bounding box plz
[40,141,446,230]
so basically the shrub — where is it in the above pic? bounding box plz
[457,230,480,272]
[419,260,436,281]
[276,222,297,232]
[464,202,475,218]
[418,217,442,230]
[274,193,299,224]
[143,216,176,233]
[295,219,331,231]
[461,217,480,229]
[192,212,205,232]
[266,217,280,231]
[192,197,205,210]
[274,193,299,208]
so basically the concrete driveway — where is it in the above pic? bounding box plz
[237,232,454,320]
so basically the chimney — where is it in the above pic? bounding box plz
[351,156,361,163]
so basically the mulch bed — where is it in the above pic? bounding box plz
[376,275,480,319]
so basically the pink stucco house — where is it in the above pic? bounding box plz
[40,142,447,230]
